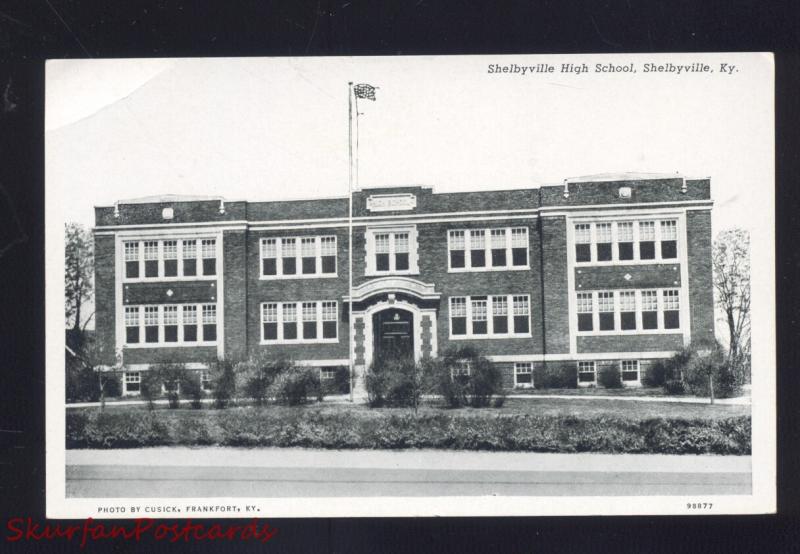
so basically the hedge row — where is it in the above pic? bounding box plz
[66,409,751,455]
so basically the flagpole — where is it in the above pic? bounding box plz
[348,82,354,403]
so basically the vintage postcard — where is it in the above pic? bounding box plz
[46,53,775,518]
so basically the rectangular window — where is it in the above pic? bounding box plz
[320,236,337,274]
[596,223,612,261]
[124,241,140,279]
[662,289,680,329]
[621,360,640,382]
[163,305,178,342]
[262,303,278,341]
[124,371,141,393]
[302,302,318,339]
[514,362,533,387]
[200,371,212,391]
[261,239,277,276]
[202,304,217,341]
[201,239,217,276]
[322,301,337,339]
[575,224,591,262]
[641,290,659,330]
[491,295,508,334]
[282,238,297,275]
[394,233,410,271]
[375,233,390,272]
[144,241,159,278]
[512,295,530,334]
[639,222,656,260]
[124,306,140,344]
[511,227,528,266]
[182,240,197,276]
[144,306,159,343]
[578,361,596,384]
[282,303,297,340]
[598,291,615,331]
[163,240,178,277]
[661,220,678,259]
[619,291,637,331]
[577,293,593,332]
[450,297,467,336]
[301,237,317,274]
[470,230,486,268]
[471,297,488,335]
[451,360,472,378]
[449,230,465,268]
[617,222,634,260]
[182,305,198,342]
[490,229,507,267]
[320,367,337,381]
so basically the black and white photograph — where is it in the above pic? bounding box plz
[45,53,775,518]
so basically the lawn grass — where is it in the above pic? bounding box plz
[66,397,751,455]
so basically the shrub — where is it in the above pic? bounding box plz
[682,343,742,399]
[366,357,427,409]
[235,355,289,405]
[180,371,205,409]
[598,364,622,389]
[663,379,686,395]
[321,366,350,396]
[536,364,578,389]
[642,360,668,387]
[270,365,321,406]
[433,346,504,408]
[66,356,100,403]
[157,362,186,409]
[139,370,162,409]
[101,373,122,398]
[210,358,237,408]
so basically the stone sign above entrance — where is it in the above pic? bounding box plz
[366,193,417,212]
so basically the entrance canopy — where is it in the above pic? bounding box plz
[343,277,441,304]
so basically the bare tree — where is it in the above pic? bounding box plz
[712,228,750,383]
[65,222,94,335]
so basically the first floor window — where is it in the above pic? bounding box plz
[320,367,337,381]
[202,304,217,341]
[471,297,488,335]
[282,303,297,340]
[578,361,596,384]
[619,291,636,331]
[182,305,198,342]
[144,306,159,343]
[621,360,640,382]
[200,371,212,391]
[663,289,680,329]
[124,371,141,393]
[641,290,658,329]
[492,295,508,334]
[262,303,278,340]
[577,292,593,332]
[302,302,317,339]
[125,306,140,343]
[451,359,471,379]
[449,230,465,268]
[163,305,178,342]
[598,292,615,331]
[450,297,467,335]
[512,295,530,334]
[514,362,533,387]
[321,301,338,339]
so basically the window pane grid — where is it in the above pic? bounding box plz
[596,223,612,242]
[320,236,336,255]
[515,362,532,374]
[202,305,216,324]
[163,305,178,324]
[300,237,316,256]
[282,303,297,321]
[282,238,297,256]
[577,293,593,313]
[469,230,485,249]
[617,222,634,241]
[182,305,197,324]
[575,224,591,243]
[144,306,159,325]
[321,301,337,321]
[201,239,216,258]
[490,229,506,248]
[661,220,678,240]
[162,240,177,259]
[449,230,465,249]
[261,238,277,258]
[639,221,656,240]
[511,228,528,247]
[512,296,529,315]
[125,372,141,383]
[394,233,409,253]
[450,297,467,317]
[597,292,614,312]
[262,303,278,322]
[124,242,139,261]
[124,306,139,326]
[619,291,636,311]
[492,296,508,315]
[471,299,487,321]
[302,302,317,321]
[143,241,158,260]
[662,289,680,309]
[182,240,197,257]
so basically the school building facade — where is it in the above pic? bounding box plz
[91,174,715,395]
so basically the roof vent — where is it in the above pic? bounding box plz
[618,186,632,199]
[162,207,174,220]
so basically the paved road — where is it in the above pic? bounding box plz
[66,448,751,498]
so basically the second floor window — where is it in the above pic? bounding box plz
[449,227,530,271]
[122,238,216,280]
[124,303,217,345]
[573,219,679,264]
[260,300,338,343]
[366,228,417,275]
[260,235,337,278]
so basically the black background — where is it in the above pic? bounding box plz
[0,1,798,552]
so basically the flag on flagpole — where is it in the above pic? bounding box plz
[353,83,377,101]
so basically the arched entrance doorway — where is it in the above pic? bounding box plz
[372,307,414,362]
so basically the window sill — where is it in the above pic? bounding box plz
[123,275,218,283]
[448,265,530,273]
[514,383,534,389]
[573,259,679,267]
[259,273,338,280]
[576,330,682,337]
[123,342,218,348]
[449,333,532,341]
[260,338,339,345]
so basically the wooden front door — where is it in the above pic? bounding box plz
[373,308,414,362]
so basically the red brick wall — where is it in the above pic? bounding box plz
[224,230,248,362]
[93,235,117,365]
[575,263,682,290]
[577,334,684,352]
[686,210,716,346]
[539,216,570,354]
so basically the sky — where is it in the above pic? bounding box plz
[46,54,773,239]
